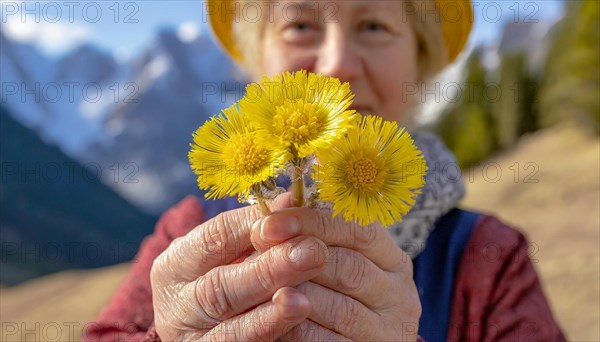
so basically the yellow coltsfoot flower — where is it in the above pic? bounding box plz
[188,104,282,200]
[315,115,427,227]
[240,70,357,158]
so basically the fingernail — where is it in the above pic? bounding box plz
[272,288,309,309]
[260,213,301,242]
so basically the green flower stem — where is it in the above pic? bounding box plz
[251,183,271,215]
[257,197,271,214]
[291,158,304,207]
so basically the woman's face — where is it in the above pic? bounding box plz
[260,0,419,123]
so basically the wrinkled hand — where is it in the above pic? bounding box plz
[150,194,329,341]
[251,205,422,341]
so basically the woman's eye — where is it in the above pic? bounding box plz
[294,22,310,31]
[281,21,319,44]
[360,21,389,33]
[358,20,395,44]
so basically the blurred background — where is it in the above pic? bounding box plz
[0,0,598,340]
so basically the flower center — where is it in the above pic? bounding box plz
[273,99,321,145]
[225,135,270,175]
[347,154,384,191]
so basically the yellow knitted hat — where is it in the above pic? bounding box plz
[206,0,473,64]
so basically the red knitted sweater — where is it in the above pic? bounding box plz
[82,196,565,341]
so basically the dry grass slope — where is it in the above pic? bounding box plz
[1,264,131,341]
[1,125,598,341]
[461,125,600,341]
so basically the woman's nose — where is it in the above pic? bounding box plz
[314,26,363,83]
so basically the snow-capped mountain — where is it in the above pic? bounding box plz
[494,19,560,75]
[82,28,246,214]
[1,25,246,215]
[1,30,113,155]
[1,29,57,137]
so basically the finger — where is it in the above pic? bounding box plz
[310,246,394,309]
[202,287,311,342]
[159,192,293,282]
[181,236,328,324]
[297,281,383,340]
[248,191,296,253]
[252,207,410,272]
[267,191,293,210]
[282,319,350,342]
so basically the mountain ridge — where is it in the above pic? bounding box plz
[0,104,158,285]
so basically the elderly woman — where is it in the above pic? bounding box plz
[84,1,565,341]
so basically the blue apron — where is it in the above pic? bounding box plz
[413,209,480,341]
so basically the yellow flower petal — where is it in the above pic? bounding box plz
[240,70,357,158]
[188,104,282,199]
[314,115,427,227]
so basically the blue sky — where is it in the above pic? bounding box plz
[0,0,565,61]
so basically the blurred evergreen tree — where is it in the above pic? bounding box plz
[435,48,498,167]
[434,1,599,165]
[539,0,600,134]
[495,53,540,148]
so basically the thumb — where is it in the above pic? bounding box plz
[251,192,295,253]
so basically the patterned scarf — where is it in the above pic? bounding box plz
[387,132,465,258]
